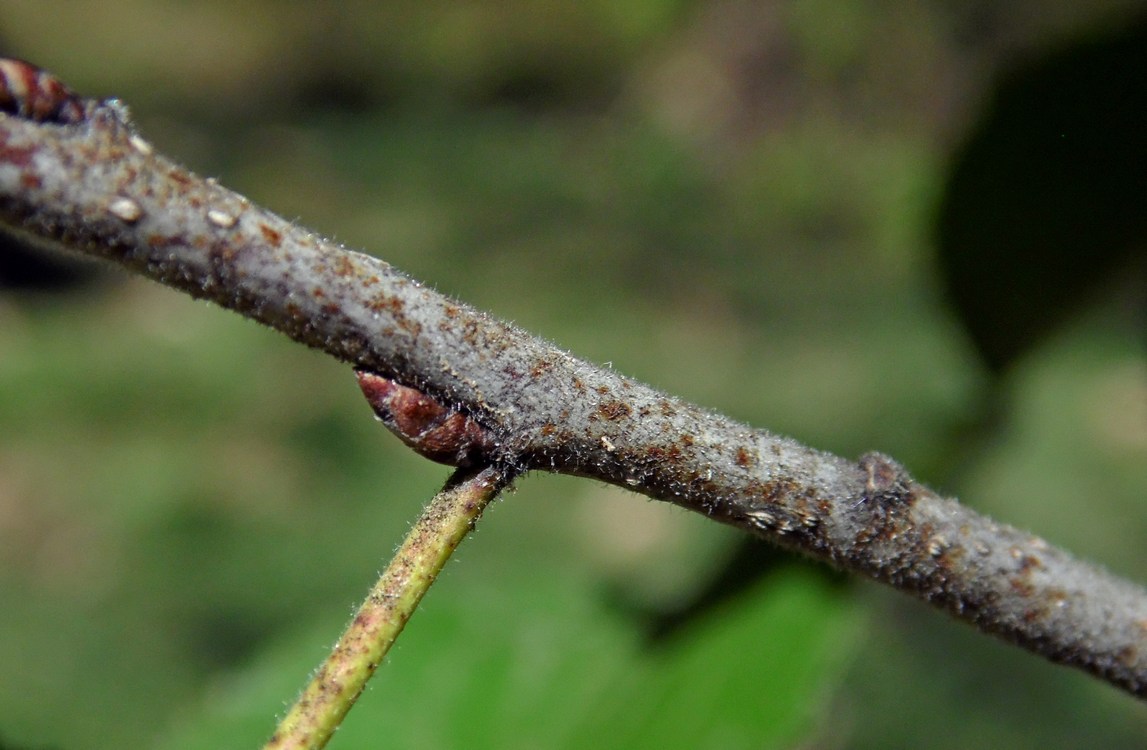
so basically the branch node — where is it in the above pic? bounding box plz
[856,451,914,507]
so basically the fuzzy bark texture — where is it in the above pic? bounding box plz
[0,87,1143,698]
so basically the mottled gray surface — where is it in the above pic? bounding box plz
[0,96,1143,698]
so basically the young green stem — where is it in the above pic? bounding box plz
[264,464,513,750]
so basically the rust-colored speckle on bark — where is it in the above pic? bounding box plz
[595,400,632,421]
[401,318,422,338]
[367,292,402,314]
[1014,549,1045,573]
[460,319,482,347]
[747,477,799,506]
[365,293,421,337]
[735,446,754,468]
[1011,577,1036,598]
[332,254,356,278]
[0,141,35,166]
[259,222,282,247]
[646,444,683,463]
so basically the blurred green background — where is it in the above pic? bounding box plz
[0,2,1144,748]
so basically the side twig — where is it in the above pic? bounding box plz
[0,66,1144,698]
[265,465,514,750]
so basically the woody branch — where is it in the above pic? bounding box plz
[0,72,1144,699]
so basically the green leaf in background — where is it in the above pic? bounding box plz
[160,563,861,750]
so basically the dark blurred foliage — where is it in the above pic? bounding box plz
[937,13,1147,373]
[0,237,103,292]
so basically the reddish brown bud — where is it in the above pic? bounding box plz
[0,59,85,125]
[355,370,496,467]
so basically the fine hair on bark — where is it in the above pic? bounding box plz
[0,62,1144,702]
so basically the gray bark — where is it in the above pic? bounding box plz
[0,95,1144,699]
